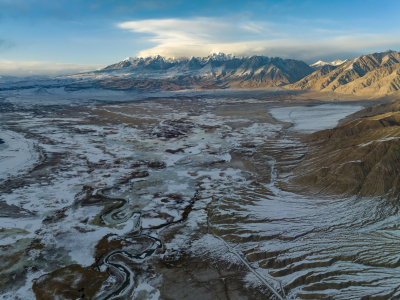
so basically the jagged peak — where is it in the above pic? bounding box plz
[310,60,330,67]
[122,57,135,62]
[311,59,348,68]
[206,52,234,61]
[121,53,240,63]
[331,59,348,66]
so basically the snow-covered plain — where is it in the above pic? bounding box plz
[1,93,281,298]
[2,92,399,299]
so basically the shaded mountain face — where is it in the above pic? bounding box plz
[290,51,400,97]
[94,54,314,90]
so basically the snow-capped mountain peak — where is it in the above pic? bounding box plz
[205,53,234,62]
[310,60,330,68]
[122,57,135,62]
[330,59,348,66]
[310,59,348,69]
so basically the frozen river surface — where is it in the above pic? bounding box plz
[269,103,363,133]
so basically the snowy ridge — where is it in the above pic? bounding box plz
[310,59,348,69]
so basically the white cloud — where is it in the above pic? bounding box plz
[118,17,276,57]
[0,60,103,76]
[118,17,400,61]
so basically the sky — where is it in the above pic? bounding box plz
[1,0,400,76]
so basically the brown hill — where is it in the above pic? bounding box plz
[289,51,400,98]
[292,99,400,198]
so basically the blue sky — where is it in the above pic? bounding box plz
[1,0,400,75]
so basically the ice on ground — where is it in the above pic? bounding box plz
[0,129,39,181]
[269,104,363,133]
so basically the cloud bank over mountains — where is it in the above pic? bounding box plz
[118,17,400,62]
[1,14,400,76]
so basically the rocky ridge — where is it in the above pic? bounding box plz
[290,50,400,97]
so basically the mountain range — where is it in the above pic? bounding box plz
[84,53,314,90]
[90,50,400,97]
[2,51,400,98]
[290,50,400,97]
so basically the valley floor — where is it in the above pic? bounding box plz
[1,90,399,299]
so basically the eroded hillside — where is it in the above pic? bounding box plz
[290,51,400,98]
[292,99,400,198]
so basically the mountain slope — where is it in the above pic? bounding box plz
[290,51,400,97]
[292,100,400,198]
